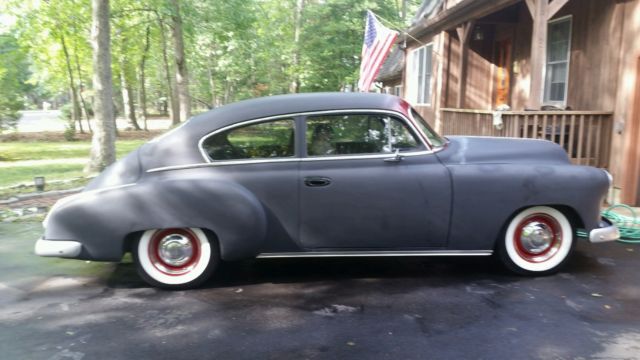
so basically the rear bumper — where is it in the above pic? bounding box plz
[35,238,82,258]
[589,219,620,243]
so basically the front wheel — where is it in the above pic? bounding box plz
[133,228,219,289]
[498,206,575,275]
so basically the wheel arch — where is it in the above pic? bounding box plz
[123,228,222,257]
[500,204,584,237]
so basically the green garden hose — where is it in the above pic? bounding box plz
[601,204,640,244]
[575,204,640,243]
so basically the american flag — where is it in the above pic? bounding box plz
[357,10,398,92]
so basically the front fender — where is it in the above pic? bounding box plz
[43,178,267,261]
[446,164,609,250]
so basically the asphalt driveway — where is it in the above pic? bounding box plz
[1,222,639,359]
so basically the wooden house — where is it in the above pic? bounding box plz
[378,0,640,205]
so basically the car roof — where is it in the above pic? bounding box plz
[185,92,406,134]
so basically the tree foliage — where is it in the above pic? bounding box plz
[2,0,421,122]
[0,32,31,133]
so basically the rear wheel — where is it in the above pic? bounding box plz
[498,206,574,275]
[133,228,219,289]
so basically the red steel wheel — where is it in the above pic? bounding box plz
[499,206,574,275]
[133,228,219,289]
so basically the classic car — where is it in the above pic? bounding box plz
[35,92,620,289]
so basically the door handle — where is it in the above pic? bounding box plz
[304,176,332,187]
[383,148,403,163]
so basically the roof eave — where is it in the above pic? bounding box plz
[403,0,521,45]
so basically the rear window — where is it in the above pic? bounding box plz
[202,119,295,161]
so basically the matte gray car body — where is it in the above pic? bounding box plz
[39,92,615,264]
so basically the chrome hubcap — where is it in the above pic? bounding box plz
[158,234,194,267]
[514,213,563,263]
[519,221,554,254]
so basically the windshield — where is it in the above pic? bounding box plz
[410,109,445,148]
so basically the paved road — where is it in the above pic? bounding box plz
[1,222,639,359]
[16,110,172,133]
[17,110,65,132]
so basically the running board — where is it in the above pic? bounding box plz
[256,250,493,258]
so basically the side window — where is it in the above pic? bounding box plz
[202,119,295,161]
[306,114,423,157]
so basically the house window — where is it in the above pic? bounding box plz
[394,85,402,97]
[412,44,433,105]
[544,16,572,105]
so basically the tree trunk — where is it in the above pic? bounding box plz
[119,66,140,130]
[290,0,305,93]
[60,34,84,133]
[207,56,216,108]
[224,80,230,105]
[74,51,92,133]
[158,17,180,125]
[72,29,93,133]
[87,0,116,173]
[138,25,151,131]
[171,0,190,123]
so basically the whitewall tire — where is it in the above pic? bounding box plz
[499,206,575,275]
[133,228,219,289]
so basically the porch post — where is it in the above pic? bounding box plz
[526,0,570,109]
[456,20,475,108]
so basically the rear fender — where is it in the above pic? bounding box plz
[43,179,267,261]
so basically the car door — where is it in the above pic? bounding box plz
[299,111,451,249]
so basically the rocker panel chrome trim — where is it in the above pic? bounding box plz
[256,250,493,258]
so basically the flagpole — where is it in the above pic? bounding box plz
[372,12,426,47]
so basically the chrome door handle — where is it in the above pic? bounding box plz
[384,149,403,162]
[304,176,332,187]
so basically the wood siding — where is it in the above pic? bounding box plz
[391,0,640,203]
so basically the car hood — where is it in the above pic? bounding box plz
[435,136,570,165]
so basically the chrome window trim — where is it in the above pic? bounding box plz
[148,158,299,173]
[256,250,493,258]
[147,109,439,174]
[147,149,438,173]
[146,147,444,173]
[197,109,432,163]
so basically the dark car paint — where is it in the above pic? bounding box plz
[299,154,451,249]
[437,136,608,250]
[42,93,609,262]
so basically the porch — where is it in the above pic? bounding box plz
[439,108,613,168]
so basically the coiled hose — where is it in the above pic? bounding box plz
[601,204,640,244]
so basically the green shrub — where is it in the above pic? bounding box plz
[59,103,72,121]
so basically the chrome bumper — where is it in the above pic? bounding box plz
[35,238,82,258]
[589,219,620,243]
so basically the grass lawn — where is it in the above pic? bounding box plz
[0,139,147,191]
[0,140,145,161]
[0,164,86,188]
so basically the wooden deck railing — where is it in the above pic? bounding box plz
[440,108,614,168]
